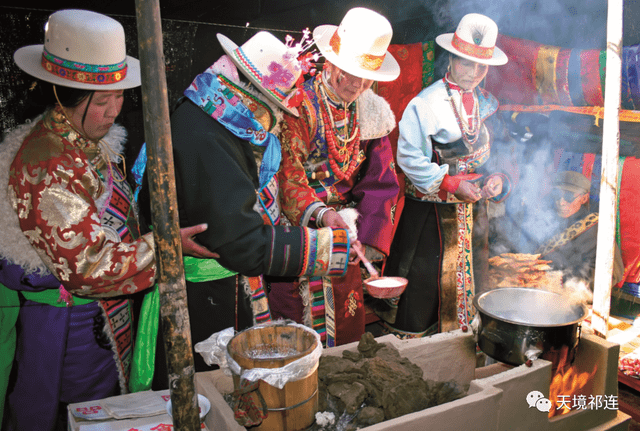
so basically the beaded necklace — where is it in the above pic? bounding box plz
[318,82,361,181]
[444,79,481,146]
[319,83,360,143]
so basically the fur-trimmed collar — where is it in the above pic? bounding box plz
[357,89,396,140]
[0,112,129,274]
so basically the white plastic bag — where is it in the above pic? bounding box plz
[194,320,322,389]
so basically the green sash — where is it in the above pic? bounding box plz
[20,288,94,307]
[0,284,19,425]
[183,256,237,282]
[129,257,236,392]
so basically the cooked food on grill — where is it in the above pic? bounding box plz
[488,253,559,288]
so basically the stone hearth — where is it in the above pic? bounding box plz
[196,328,631,431]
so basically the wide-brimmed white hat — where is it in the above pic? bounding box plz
[436,13,508,66]
[218,31,301,116]
[313,7,400,82]
[14,9,140,90]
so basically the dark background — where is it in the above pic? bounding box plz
[2,1,639,131]
[2,0,639,132]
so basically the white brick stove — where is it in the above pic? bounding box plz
[197,328,631,431]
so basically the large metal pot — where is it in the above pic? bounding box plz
[472,287,589,366]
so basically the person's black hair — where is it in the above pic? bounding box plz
[20,79,93,125]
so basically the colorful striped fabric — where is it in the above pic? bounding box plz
[102,298,133,388]
[309,277,327,344]
[485,34,640,110]
[247,276,271,324]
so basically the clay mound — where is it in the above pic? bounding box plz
[312,333,465,430]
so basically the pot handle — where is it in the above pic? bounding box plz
[570,324,583,366]
[525,348,542,362]
[470,313,481,343]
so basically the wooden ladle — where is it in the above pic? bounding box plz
[353,244,379,279]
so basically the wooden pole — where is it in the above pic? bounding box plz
[591,0,623,338]
[133,0,200,428]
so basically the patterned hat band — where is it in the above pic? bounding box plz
[329,30,385,72]
[451,33,494,60]
[41,48,128,86]
[231,47,290,103]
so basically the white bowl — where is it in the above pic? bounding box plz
[166,394,211,421]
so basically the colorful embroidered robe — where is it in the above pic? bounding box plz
[276,74,399,346]
[1,109,153,429]
[391,77,511,334]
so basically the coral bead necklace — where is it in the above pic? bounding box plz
[444,79,481,146]
[319,83,361,181]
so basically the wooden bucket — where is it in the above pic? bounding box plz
[227,324,319,431]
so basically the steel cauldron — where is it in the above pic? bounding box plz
[472,287,589,366]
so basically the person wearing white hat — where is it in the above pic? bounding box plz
[0,9,216,430]
[271,7,400,347]
[142,30,356,398]
[381,13,512,338]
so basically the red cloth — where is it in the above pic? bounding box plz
[485,34,605,107]
[331,269,366,345]
[619,157,640,283]
[485,35,541,105]
[580,50,605,106]
[376,43,426,171]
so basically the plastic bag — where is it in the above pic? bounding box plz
[194,321,322,390]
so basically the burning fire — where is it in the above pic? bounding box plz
[547,345,598,418]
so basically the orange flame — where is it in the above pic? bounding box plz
[547,345,598,418]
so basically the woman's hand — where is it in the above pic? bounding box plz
[180,223,219,259]
[454,180,482,203]
[317,208,361,263]
[481,176,503,199]
[320,209,350,230]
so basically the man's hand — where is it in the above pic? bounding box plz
[180,223,219,259]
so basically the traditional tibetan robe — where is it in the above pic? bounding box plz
[1,109,153,430]
[274,73,399,346]
[146,65,354,386]
[385,77,510,337]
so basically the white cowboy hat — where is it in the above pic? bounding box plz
[14,9,140,90]
[313,7,400,82]
[436,13,508,66]
[217,31,301,116]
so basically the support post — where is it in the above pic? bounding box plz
[591,0,623,338]
[134,0,200,428]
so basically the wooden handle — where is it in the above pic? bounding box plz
[353,245,379,278]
